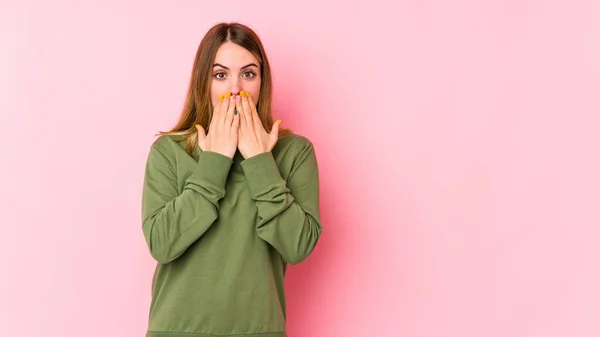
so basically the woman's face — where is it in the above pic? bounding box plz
[210,41,261,108]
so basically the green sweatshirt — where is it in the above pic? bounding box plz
[141,132,322,337]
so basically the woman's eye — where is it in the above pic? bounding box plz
[243,71,256,78]
[214,72,226,80]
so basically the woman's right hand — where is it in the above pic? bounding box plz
[196,94,240,159]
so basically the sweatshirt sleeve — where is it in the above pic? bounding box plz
[240,140,322,265]
[141,143,233,264]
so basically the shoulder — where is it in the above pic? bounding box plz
[277,132,315,152]
[273,132,318,166]
[147,133,188,160]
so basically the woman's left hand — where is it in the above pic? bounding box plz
[236,91,281,159]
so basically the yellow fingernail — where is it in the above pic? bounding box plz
[278,120,282,125]
[218,94,224,101]
[239,91,244,97]
[225,92,231,99]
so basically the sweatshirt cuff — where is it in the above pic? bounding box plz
[240,151,284,195]
[187,151,233,188]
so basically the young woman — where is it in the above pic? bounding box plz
[141,22,322,337]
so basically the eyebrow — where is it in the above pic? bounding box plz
[212,63,259,70]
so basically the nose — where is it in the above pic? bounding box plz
[229,80,241,96]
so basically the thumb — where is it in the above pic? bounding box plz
[195,124,207,139]
[195,125,207,151]
[270,120,282,137]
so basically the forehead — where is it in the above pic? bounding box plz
[214,41,259,67]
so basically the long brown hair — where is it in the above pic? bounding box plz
[157,22,292,158]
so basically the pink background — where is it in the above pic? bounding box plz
[2,0,599,336]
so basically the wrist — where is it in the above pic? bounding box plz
[243,149,268,160]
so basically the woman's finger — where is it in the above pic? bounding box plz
[213,93,228,127]
[195,124,207,150]
[241,91,254,126]
[224,93,235,125]
[231,99,240,134]
[270,120,281,137]
[210,94,223,129]
[238,92,249,130]
[224,94,237,126]
[245,91,263,129]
